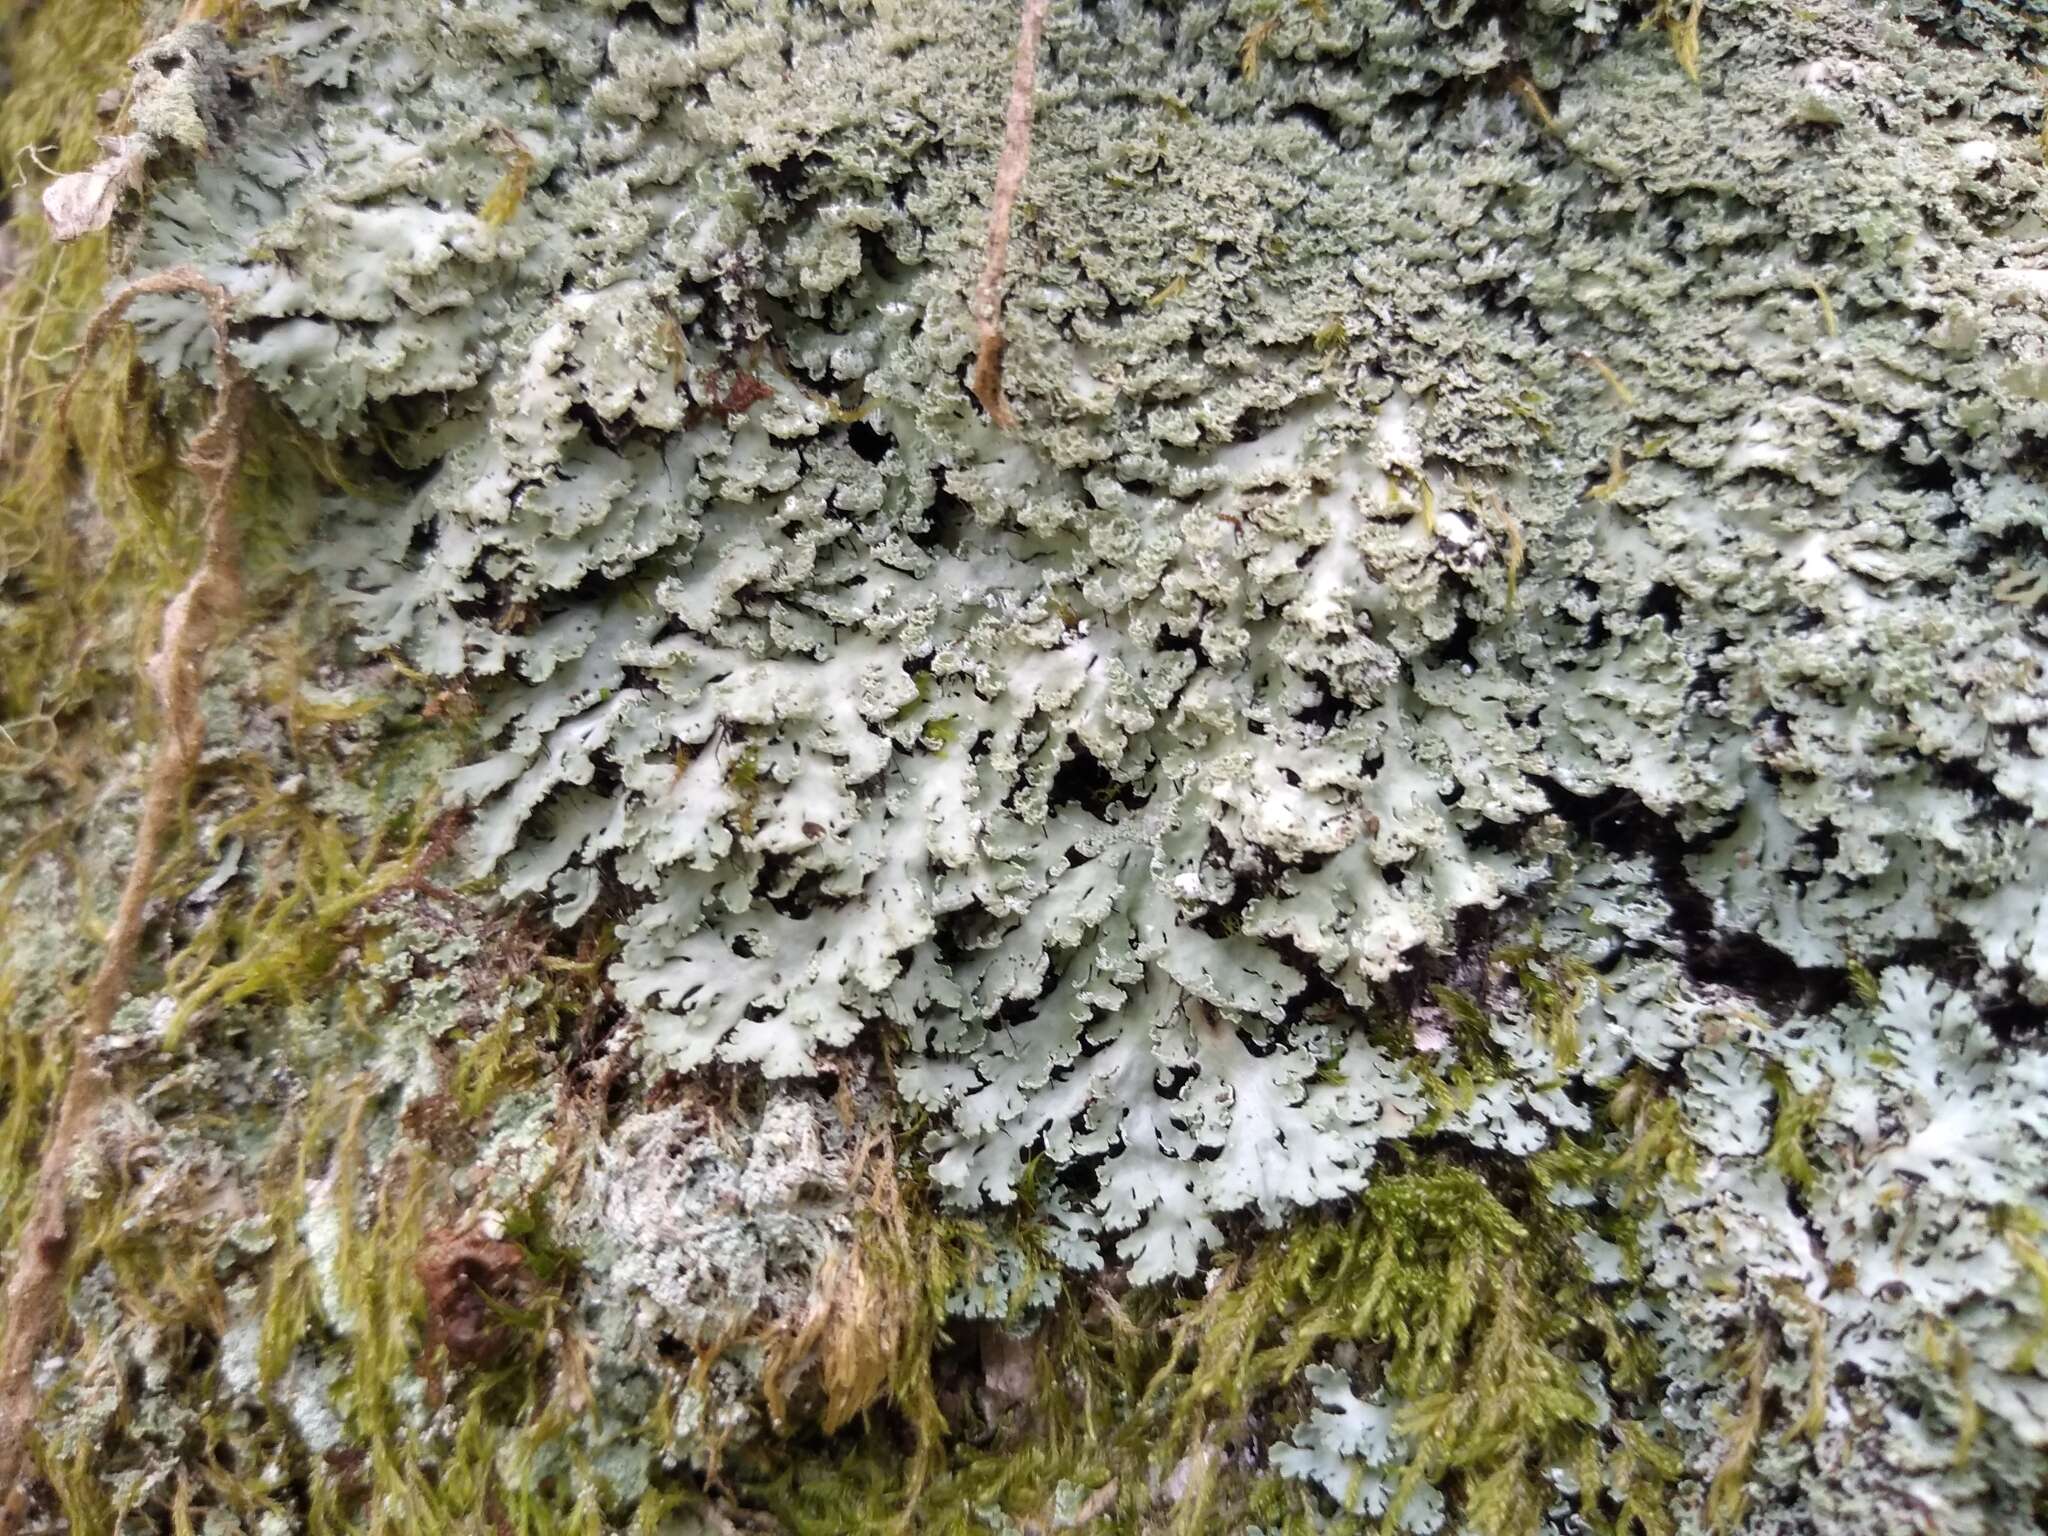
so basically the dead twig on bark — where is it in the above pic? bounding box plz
[968,0,1048,430]
[0,268,247,1530]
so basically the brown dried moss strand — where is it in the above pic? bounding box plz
[758,1131,908,1436]
[968,0,1048,431]
[0,270,247,1530]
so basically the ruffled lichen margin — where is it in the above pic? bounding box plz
[4,1,2048,1533]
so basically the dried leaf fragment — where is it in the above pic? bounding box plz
[40,135,150,243]
[417,1229,535,1368]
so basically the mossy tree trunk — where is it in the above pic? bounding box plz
[4,3,2048,1535]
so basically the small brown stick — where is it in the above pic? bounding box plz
[0,267,246,1528]
[1066,1477,1120,1529]
[1507,75,1559,137]
[968,0,1048,430]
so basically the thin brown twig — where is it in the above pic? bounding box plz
[0,267,246,1529]
[968,0,1048,430]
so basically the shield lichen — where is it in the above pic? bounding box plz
[6,1,2048,1532]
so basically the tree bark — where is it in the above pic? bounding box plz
[4,3,2048,1533]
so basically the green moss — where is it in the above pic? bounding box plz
[1704,1325,1768,1532]
[1498,941,1596,1073]
[893,670,939,722]
[305,1094,585,1535]
[1993,1207,2048,1376]
[728,743,763,837]
[0,875,73,1252]
[1763,1064,1826,1195]
[1164,1165,1669,1536]
[0,44,570,1498]
[1608,1072,1701,1212]
[43,1438,117,1536]
[731,1157,1676,1536]
[158,759,453,1048]
[0,0,157,1266]
[1644,0,1707,83]
[0,0,187,787]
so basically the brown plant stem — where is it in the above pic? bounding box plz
[0,269,246,1529]
[968,0,1048,430]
